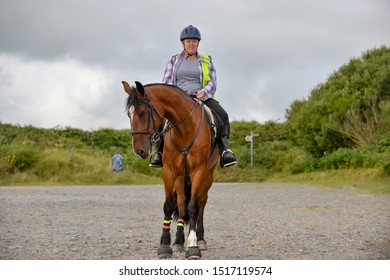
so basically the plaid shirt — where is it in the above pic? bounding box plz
[162,51,217,100]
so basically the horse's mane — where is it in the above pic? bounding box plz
[126,83,195,111]
[125,86,137,111]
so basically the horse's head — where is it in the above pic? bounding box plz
[122,81,163,159]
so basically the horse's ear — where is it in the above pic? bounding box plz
[122,81,132,95]
[135,81,145,97]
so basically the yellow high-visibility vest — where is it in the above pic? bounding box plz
[199,54,211,87]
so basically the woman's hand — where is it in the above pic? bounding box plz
[196,90,205,100]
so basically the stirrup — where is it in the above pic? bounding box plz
[149,133,163,168]
[220,149,237,168]
[149,152,162,168]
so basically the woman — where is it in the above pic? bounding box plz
[150,25,237,168]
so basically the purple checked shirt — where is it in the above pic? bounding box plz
[162,51,217,101]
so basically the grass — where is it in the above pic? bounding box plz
[1,123,388,195]
[269,169,390,194]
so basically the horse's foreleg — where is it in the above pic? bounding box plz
[185,196,202,259]
[172,217,185,252]
[196,172,213,251]
[158,196,174,258]
[161,197,174,245]
[196,197,208,251]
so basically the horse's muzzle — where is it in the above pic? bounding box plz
[135,149,149,159]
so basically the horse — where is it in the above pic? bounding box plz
[122,81,220,259]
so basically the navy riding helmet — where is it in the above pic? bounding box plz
[180,25,201,41]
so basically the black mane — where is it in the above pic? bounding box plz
[125,86,137,111]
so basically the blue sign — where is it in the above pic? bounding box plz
[111,154,123,172]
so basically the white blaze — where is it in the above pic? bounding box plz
[128,105,135,130]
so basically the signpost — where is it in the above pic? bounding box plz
[245,131,258,168]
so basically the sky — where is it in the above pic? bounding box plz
[0,0,389,130]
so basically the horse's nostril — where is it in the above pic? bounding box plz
[137,150,147,159]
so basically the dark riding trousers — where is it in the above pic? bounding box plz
[203,98,230,138]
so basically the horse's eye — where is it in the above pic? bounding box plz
[139,111,146,118]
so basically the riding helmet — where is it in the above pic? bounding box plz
[180,25,201,41]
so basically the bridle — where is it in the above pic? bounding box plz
[129,89,163,137]
[130,88,204,145]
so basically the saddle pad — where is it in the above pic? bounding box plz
[196,99,218,138]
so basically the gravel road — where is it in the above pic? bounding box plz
[0,183,389,260]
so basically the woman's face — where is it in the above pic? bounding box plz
[182,39,199,55]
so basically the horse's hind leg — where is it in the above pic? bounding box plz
[158,195,174,259]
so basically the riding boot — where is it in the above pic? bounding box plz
[218,136,237,167]
[149,134,163,168]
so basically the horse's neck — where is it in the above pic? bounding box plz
[155,89,199,134]
[167,102,195,122]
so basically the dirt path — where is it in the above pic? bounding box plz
[0,183,389,259]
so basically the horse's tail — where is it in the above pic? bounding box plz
[173,175,191,223]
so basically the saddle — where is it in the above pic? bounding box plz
[194,98,220,156]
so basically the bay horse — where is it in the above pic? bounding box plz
[122,81,220,259]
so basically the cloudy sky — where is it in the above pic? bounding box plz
[0,0,389,130]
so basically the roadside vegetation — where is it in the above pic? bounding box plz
[1,46,389,194]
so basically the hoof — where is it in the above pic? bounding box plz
[172,243,185,253]
[197,240,208,251]
[158,245,173,259]
[185,247,202,260]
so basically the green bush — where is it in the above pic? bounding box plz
[288,147,388,174]
[383,161,390,175]
[286,46,390,156]
[0,145,40,175]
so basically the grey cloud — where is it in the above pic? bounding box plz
[0,0,389,129]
